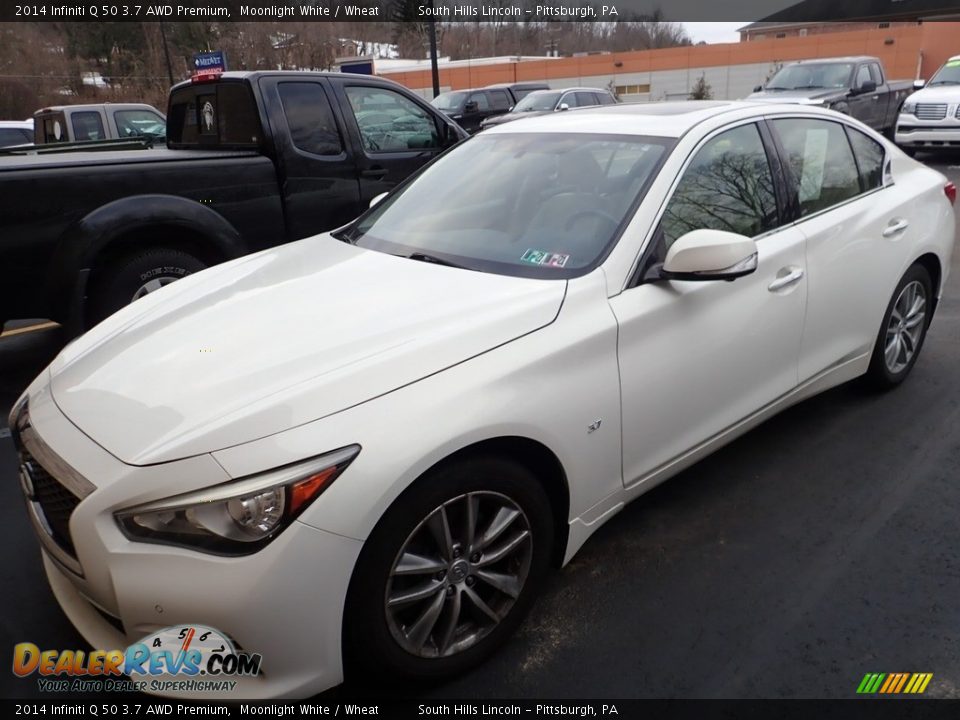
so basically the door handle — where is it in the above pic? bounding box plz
[882,218,909,237]
[360,167,388,179]
[768,268,804,292]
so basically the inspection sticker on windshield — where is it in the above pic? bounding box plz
[522,249,569,268]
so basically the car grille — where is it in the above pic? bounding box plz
[21,448,81,556]
[915,104,947,120]
[956,104,960,119]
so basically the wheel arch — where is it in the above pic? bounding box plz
[48,195,245,333]
[913,252,942,319]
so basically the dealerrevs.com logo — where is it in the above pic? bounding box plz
[13,625,262,694]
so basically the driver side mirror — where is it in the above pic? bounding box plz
[464,101,479,113]
[857,79,877,94]
[913,79,926,90]
[753,85,763,92]
[369,192,388,209]
[660,229,758,282]
[558,103,570,111]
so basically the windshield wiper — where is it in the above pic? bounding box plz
[929,80,960,85]
[406,252,469,269]
[333,226,359,244]
[791,85,826,90]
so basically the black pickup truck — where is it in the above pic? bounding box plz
[745,56,914,134]
[0,71,466,334]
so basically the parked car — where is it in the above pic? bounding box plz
[0,120,33,148]
[33,103,167,143]
[431,87,515,133]
[12,101,954,699]
[479,87,618,130]
[745,56,914,134]
[484,81,551,103]
[895,55,960,154]
[0,71,466,334]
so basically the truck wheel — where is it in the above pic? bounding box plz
[91,248,206,326]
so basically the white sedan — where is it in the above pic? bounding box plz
[11,102,956,698]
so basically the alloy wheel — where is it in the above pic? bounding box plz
[132,276,178,301]
[884,280,927,374]
[384,491,533,659]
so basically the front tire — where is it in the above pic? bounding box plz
[90,248,207,326]
[344,456,553,684]
[865,263,932,389]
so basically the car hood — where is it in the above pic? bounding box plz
[744,88,846,103]
[903,85,960,104]
[49,235,566,466]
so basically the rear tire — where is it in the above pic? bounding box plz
[344,455,553,685]
[90,248,206,326]
[864,263,932,390]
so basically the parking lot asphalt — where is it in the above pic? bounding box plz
[2,155,960,701]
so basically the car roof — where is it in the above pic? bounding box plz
[35,103,160,113]
[481,101,843,138]
[789,56,877,64]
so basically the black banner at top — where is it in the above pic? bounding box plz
[3,0,960,22]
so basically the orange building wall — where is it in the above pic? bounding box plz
[382,23,960,92]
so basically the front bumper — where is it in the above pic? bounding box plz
[16,382,364,700]
[895,114,960,148]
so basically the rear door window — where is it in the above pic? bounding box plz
[846,126,885,191]
[71,111,105,141]
[771,118,862,216]
[278,82,344,156]
[489,90,511,110]
[575,91,599,107]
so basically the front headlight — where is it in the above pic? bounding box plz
[116,445,360,555]
[901,102,916,115]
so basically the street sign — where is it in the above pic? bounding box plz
[193,50,227,79]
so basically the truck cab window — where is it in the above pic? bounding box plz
[344,85,441,153]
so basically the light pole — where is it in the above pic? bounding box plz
[427,4,440,98]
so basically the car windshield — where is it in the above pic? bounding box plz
[337,132,673,279]
[929,60,960,85]
[431,92,468,111]
[513,92,563,112]
[766,63,854,90]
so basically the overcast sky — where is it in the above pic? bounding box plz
[682,22,749,44]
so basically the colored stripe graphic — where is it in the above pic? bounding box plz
[857,672,932,694]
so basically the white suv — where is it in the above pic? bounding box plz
[895,55,960,154]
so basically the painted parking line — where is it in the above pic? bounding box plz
[0,321,59,339]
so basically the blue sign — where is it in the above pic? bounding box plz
[340,59,374,75]
[193,50,227,74]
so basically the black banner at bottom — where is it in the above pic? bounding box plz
[6,699,960,720]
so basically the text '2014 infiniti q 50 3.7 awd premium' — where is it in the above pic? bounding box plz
[11,101,956,699]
